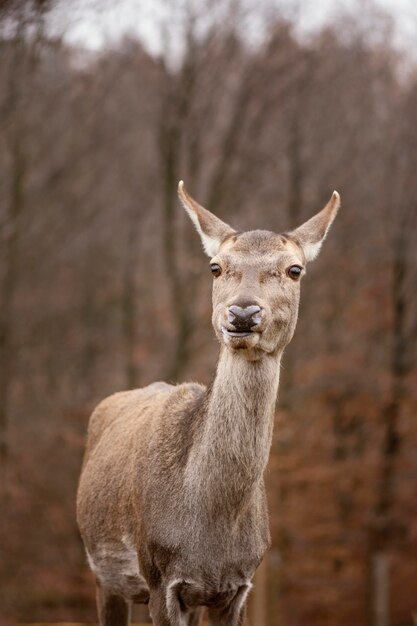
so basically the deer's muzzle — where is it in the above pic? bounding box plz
[226,304,262,334]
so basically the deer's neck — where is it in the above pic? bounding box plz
[186,347,281,516]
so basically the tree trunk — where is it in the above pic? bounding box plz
[249,555,268,626]
[369,229,408,626]
[281,111,303,407]
[371,552,390,626]
[122,218,141,389]
[159,118,193,382]
[0,135,25,465]
[158,55,197,382]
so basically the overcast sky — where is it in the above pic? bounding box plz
[49,0,417,56]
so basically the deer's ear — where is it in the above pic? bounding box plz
[289,191,340,262]
[178,181,235,257]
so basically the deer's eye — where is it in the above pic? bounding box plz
[210,263,222,278]
[287,265,302,280]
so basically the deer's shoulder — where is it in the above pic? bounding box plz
[86,382,206,450]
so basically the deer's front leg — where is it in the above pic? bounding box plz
[187,607,204,626]
[207,584,250,626]
[96,582,131,626]
[149,585,186,626]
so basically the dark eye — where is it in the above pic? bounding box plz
[287,265,302,280]
[210,263,222,278]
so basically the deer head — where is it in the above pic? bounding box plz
[178,181,340,360]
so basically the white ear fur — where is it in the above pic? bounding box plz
[178,181,235,257]
[201,236,224,259]
[302,240,323,262]
[290,191,340,262]
[180,196,221,257]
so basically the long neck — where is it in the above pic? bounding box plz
[185,347,282,516]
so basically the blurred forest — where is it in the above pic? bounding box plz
[0,0,416,624]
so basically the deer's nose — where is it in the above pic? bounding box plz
[227,304,262,330]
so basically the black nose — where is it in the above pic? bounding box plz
[227,304,262,331]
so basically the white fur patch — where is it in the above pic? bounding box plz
[85,548,97,574]
[302,240,322,262]
[235,582,252,616]
[85,535,140,588]
[182,204,220,257]
[166,579,192,625]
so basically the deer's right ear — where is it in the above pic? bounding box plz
[178,181,235,257]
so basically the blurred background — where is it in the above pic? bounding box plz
[0,0,416,624]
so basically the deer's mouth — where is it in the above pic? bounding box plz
[221,325,261,351]
[221,327,255,338]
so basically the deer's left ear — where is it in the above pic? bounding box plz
[289,191,340,262]
[178,181,235,257]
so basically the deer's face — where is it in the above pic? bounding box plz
[210,231,305,357]
[178,181,340,360]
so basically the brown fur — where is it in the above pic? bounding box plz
[77,183,340,626]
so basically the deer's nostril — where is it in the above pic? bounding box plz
[227,309,236,324]
[227,305,262,328]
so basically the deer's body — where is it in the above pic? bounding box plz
[78,356,276,618]
[77,184,340,625]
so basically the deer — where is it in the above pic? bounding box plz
[76,181,340,626]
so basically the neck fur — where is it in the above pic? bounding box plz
[185,347,282,516]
